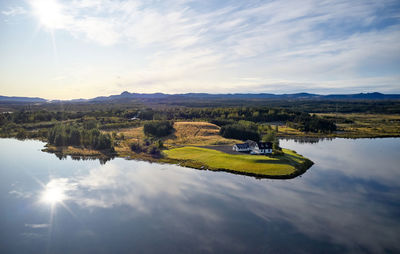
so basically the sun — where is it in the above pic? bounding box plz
[30,0,66,29]
[41,182,66,204]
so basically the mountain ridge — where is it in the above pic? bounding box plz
[1,91,400,103]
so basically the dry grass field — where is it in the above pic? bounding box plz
[164,121,239,146]
[317,113,400,137]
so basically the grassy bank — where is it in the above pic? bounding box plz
[163,146,313,178]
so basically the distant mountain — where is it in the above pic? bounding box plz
[87,91,400,101]
[0,96,47,103]
[323,92,400,100]
[1,92,400,103]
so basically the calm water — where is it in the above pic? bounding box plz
[0,138,399,253]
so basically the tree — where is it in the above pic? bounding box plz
[97,133,112,150]
[83,119,98,130]
[69,128,81,146]
[273,138,280,151]
[143,121,174,137]
[16,129,27,139]
[262,131,275,142]
[54,132,65,146]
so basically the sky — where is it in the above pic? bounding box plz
[0,0,399,100]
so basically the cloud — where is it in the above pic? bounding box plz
[2,0,400,97]
[2,6,27,16]
[9,189,32,199]
[25,223,50,228]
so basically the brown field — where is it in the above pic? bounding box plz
[317,113,400,138]
[164,121,240,146]
[118,126,145,141]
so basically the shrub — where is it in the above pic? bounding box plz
[83,119,98,130]
[97,133,112,150]
[16,129,27,140]
[148,145,160,155]
[130,142,143,153]
[156,140,164,149]
[143,120,174,137]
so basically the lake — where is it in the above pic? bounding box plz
[0,138,399,253]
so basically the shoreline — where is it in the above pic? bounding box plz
[42,143,314,179]
[277,133,400,139]
[160,155,314,179]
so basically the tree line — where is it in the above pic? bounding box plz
[47,124,113,150]
[219,121,260,141]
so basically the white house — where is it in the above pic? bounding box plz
[232,143,251,152]
[250,141,272,154]
[233,140,272,154]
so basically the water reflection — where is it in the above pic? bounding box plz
[28,159,400,252]
[281,138,400,187]
[40,179,69,205]
[280,137,335,144]
[54,153,114,164]
[1,138,400,253]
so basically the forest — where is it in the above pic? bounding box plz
[0,105,336,140]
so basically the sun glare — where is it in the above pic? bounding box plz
[31,0,66,29]
[41,183,66,204]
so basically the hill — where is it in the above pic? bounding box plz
[0,96,47,103]
[2,92,400,104]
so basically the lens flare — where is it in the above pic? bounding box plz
[30,0,66,29]
[41,181,66,204]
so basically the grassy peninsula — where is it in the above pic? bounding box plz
[38,121,313,179]
[164,147,312,178]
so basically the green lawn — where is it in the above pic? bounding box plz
[164,146,310,176]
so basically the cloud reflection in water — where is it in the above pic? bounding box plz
[6,138,399,253]
[40,148,400,253]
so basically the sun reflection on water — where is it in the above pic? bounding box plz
[41,186,65,204]
[40,180,67,205]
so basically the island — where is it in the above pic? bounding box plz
[43,121,313,179]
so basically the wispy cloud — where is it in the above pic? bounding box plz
[2,6,26,16]
[25,223,50,228]
[1,0,400,97]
